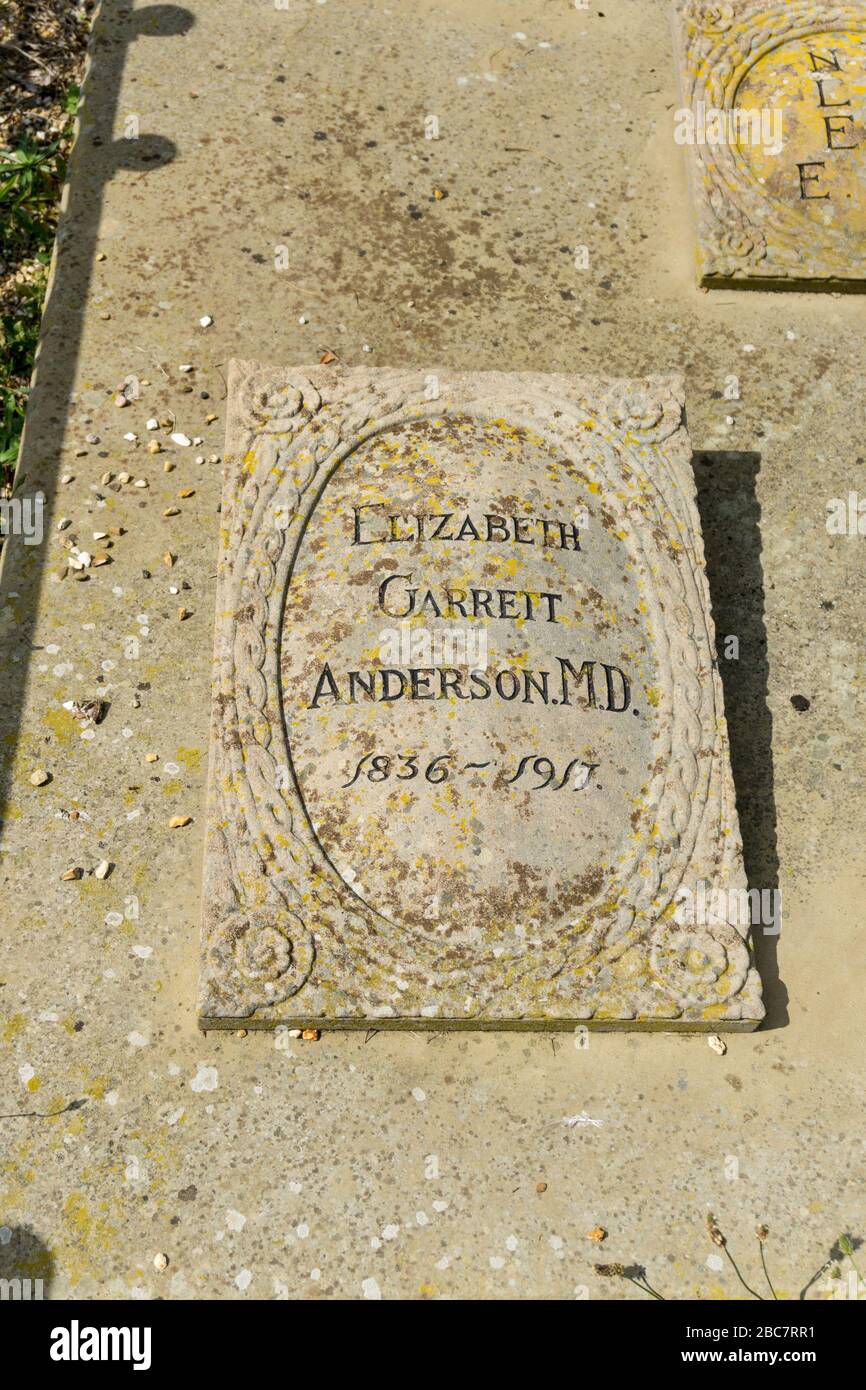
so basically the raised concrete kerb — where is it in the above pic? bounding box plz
[198,363,764,1031]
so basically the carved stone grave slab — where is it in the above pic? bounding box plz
[198,364,764,1030]
[674,0,866,289]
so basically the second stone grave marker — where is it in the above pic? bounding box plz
[675,0,866,289]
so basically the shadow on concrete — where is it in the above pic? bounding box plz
[694,450,788,1031]
[0,1224,56,1299]
[0,3,193,823]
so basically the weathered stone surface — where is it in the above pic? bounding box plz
[674,0,866,289]
[200,364,763,1029]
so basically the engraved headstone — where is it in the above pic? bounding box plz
[674,0,866,289]
[199,364,764,1030]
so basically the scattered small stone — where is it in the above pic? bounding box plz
[288,1029,302,1038]
[301,1028,320,1042]
[96,252,107,262]
[790,694,811,712]
[177,607,192,621]
[61,474,74,485]
[298,314,308,324]
[123,432,138,442]
[100,471,114,485]
[61,867,82,881]
[94,859,112,880]
[199,314,213,327]
[163,507,180,517]
[163,461,175,473]
[30,769,51,786]
[163,551,175,568]
[145,753,159,763]
[708,1034,727,1055]
[133,478,149,489]
[205,413,218,424]
[92,552,111,567]
[85,433,100,445]
[319,351,337,365]
[587,1226,607,1243]
[117,472,131,484]
[433,187,445,200]
[153,1253,169,1272]
[57,517,71,531]
[114,394,130,408]
[235,1029,248,1038]
[93,531,107,541]
[179,364,194,373]
[536,1182,547,1194]
[171,432,192,448]
[169,815,192,828]
[147,441,161,455]
[178,488,195,499]
[146,418,159,431]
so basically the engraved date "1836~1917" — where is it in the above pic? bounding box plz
[342,752,601,791]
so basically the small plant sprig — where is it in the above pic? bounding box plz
[594,1263,666,1300]
[593,1220,862,1300]
[756,1224,778,1300]
[706,1212,765,1299]
[839,1234,863,1289]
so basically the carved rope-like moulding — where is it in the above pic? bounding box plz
[198,364,764,1031]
